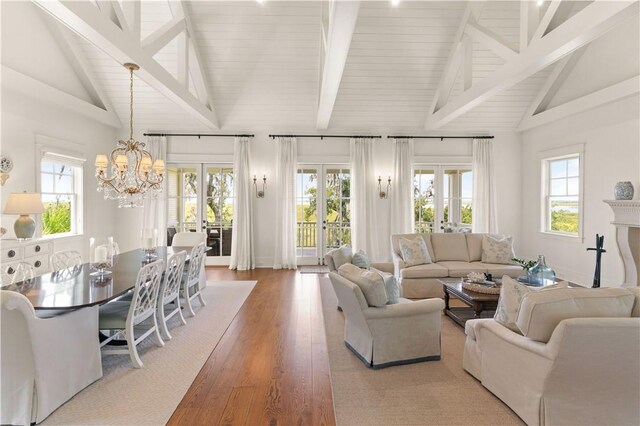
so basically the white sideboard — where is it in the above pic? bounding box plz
[1,239,53,285]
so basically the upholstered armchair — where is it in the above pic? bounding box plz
[1,290,103,425]
[328,272,444,369]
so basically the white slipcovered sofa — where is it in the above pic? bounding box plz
[391,233,524,299]
[328,272,444,368]
[463,287,640,426]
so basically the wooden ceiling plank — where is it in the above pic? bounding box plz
[425,0,638,130]
[33,0,218,129]
[316,0,361,129]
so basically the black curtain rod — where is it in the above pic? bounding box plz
[269,134,381,140]
[143,133,255,138]
[387,135,494,140]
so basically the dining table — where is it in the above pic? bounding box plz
[1,246,197,311]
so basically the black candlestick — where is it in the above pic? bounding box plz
[587,234,606,288]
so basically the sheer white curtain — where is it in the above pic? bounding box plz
[472,138,499,233]
[230,137,255,270]
[273,137,297,269]
[389,138,414,236]
[142,135,167,244]
[350,138,381,260]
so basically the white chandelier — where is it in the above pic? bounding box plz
[94,63,165,208]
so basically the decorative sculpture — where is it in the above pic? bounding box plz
[587,234,606,288]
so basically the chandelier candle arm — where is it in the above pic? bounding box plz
[94,63,165,208]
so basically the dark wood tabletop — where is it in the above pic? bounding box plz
[2,246,194,310]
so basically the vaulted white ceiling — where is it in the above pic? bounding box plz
[16,0,640,133]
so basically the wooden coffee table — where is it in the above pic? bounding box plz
[438,278,499,327]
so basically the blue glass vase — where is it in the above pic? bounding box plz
[527,255,556,286]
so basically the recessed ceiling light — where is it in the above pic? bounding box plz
[391,0,400,6]
[537,0,544,6]
[256,0,264,4]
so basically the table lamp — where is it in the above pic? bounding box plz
[3,192,45,240]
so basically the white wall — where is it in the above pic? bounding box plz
[519,95,640,286]
[159,131,522,266]
[0,90,118,259]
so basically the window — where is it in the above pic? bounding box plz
[414,166,472,233]
[542,153,582,236]
[40,154,84,236]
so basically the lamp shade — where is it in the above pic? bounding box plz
[3,192,45,214]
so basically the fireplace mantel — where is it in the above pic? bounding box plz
[604,200,640,287]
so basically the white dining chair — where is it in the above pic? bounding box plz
[1,290,102,425]
[98,259,165,368]
[157,251,187,340]
[8,262,36,285]
[171,231,206,247]
[49,250,82,272]
[182,242,206,317]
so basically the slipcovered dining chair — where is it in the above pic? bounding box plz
[49,250,83,272]
[182,242,206,317]
[1,290,102,425]
[171,231,206,247]
[157,251,187,340]
[98,259,165,368]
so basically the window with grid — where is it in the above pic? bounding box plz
[543,155,581,236]
[40,154,84,236]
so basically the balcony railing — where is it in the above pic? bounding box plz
[296,222,351,249]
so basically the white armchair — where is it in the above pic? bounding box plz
[329,272,444,368]
[1,290,102,425]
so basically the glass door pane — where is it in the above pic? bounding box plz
[414,169,435,233]
[166,166,199,237]
[296,167,320,264]
[324,167,351,253]
[443,167,472,232]
[203,166,234,257]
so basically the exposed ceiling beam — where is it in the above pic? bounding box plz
[141,16,186,56]
[519,0,539,52]
[316,1,360,129]
[2,65,121,128]
[33,0,218,129]
[518,75,640,131]
[464,21,518,61]
[427,2,486,119]
[517,45,587,127]
[425,0,639,130]
[168,0,215,109]
[531,0,562,43]
[42,16,121,126]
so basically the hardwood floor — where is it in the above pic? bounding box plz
[168,267,336,426]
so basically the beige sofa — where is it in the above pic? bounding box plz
[391,233,524,299]
[329,272,444,368]
[463,287,640,426]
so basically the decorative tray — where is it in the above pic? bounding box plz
[462,280,502,295]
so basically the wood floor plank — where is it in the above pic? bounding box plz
[167,268,336,426]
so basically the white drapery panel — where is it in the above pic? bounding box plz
[273,137,297,269]
[230,137,255,270]
[472,138,499,233]
[350,138,381,260]
[142,135,167,244]
[389,138,414,236]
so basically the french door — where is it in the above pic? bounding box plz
[296,165,351,265]
[166,163,234,265]
[414,165,473,233]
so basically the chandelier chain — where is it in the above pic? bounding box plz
[129,66,134,141]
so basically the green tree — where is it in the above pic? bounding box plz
[42,201,71,235]
[551,209,578,233]
[184,170,234,224]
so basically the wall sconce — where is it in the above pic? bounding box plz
[378,174,391,199]
[253,174,266,198]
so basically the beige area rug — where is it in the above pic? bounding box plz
[319,277,524,425]
[43,281,257,426]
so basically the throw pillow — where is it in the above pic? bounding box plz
[371,268,400,304]
[494,275,569,333]
[398,237,432,267]
[481,235,515,265]
[332,245,353,269]
[352,250,371,269]
[338,263,388,307]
